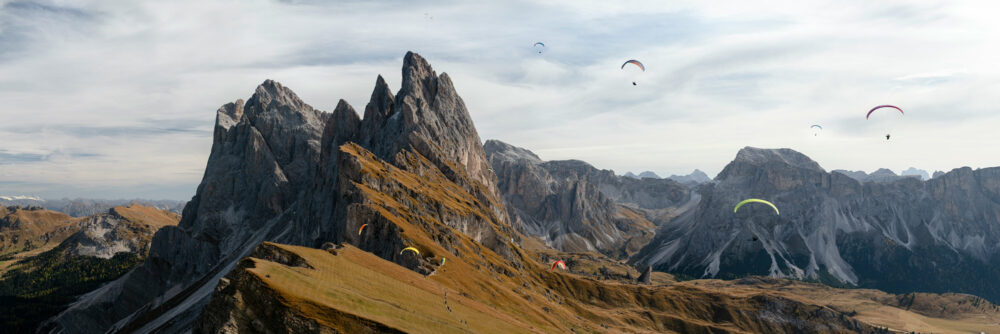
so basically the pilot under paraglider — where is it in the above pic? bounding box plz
[886,134,891,140]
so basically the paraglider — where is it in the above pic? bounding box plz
[441,257,446,266]
[621,59,644,86]
[865,105,903,119]
[551,260,567,270]
[533,42,545,54]
[811,124,822,136]
[866,105,903,140]
[401,247,420,255]
[733,199,780,215]
[358,224,368,236]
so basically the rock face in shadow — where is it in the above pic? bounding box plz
[486,140,691,258]
[633,146,1000,303]
[47,52,518,333]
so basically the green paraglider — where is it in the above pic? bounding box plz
[733,199,779,215]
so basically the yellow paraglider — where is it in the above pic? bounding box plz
[733,199,779,215]
[441,257,446,266]
[400,247,420,255]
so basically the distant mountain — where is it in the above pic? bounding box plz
[0,195,42,201]
[0,197,185,217]
[486,140,691,257]
[0,204,178,332]
[901,167,930,180]
[933,170,945,179]
[832,168,912,183]
[638,171,660,179]
[623,171,663,179]
[667,169,712,186]
[633,146,1000,304]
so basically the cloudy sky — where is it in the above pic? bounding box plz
[2,0,999,200]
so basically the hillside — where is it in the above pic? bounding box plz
[0,204,179,332]
[0,206,82,261]
[199,242,999,333]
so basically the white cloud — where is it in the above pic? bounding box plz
[1,0,999,198]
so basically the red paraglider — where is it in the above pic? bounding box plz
[866,105,903,120]
[551,260,567,270]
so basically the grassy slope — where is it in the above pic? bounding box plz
[0,207,82,258]
[242,243,1000,333]
[686,278,1000,334]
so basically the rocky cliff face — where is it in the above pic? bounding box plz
[486,140,691,258]
[633,146,1000,303]
[61,205,180,259]
[48,52,518,333]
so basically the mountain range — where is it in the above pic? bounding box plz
[632,147,1000,304]
[0,197,185,217]
[30,52,1000,333]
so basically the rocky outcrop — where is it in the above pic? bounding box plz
[637,265,652,284]
[633,146,1000,303]
[486,140,691,258]
[48,52,519,333]
[61,205,180,259]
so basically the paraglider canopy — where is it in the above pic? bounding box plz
[866,105,903,120]
[400,247,420,255]
[733,199,780,215]
[551,260,567,270]
[810,125,822,129]
[533,42,545,54]
[358,224,368,236]
[621,59,645,71]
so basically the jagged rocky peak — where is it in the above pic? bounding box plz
[359,52,496,196]
[484,139,542,164]
[732,147,824,171]
[246,79,313,117]
[215,99,245,130]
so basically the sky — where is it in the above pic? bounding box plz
[1,0,1000,200]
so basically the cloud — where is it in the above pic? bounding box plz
[1,0,999,199]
